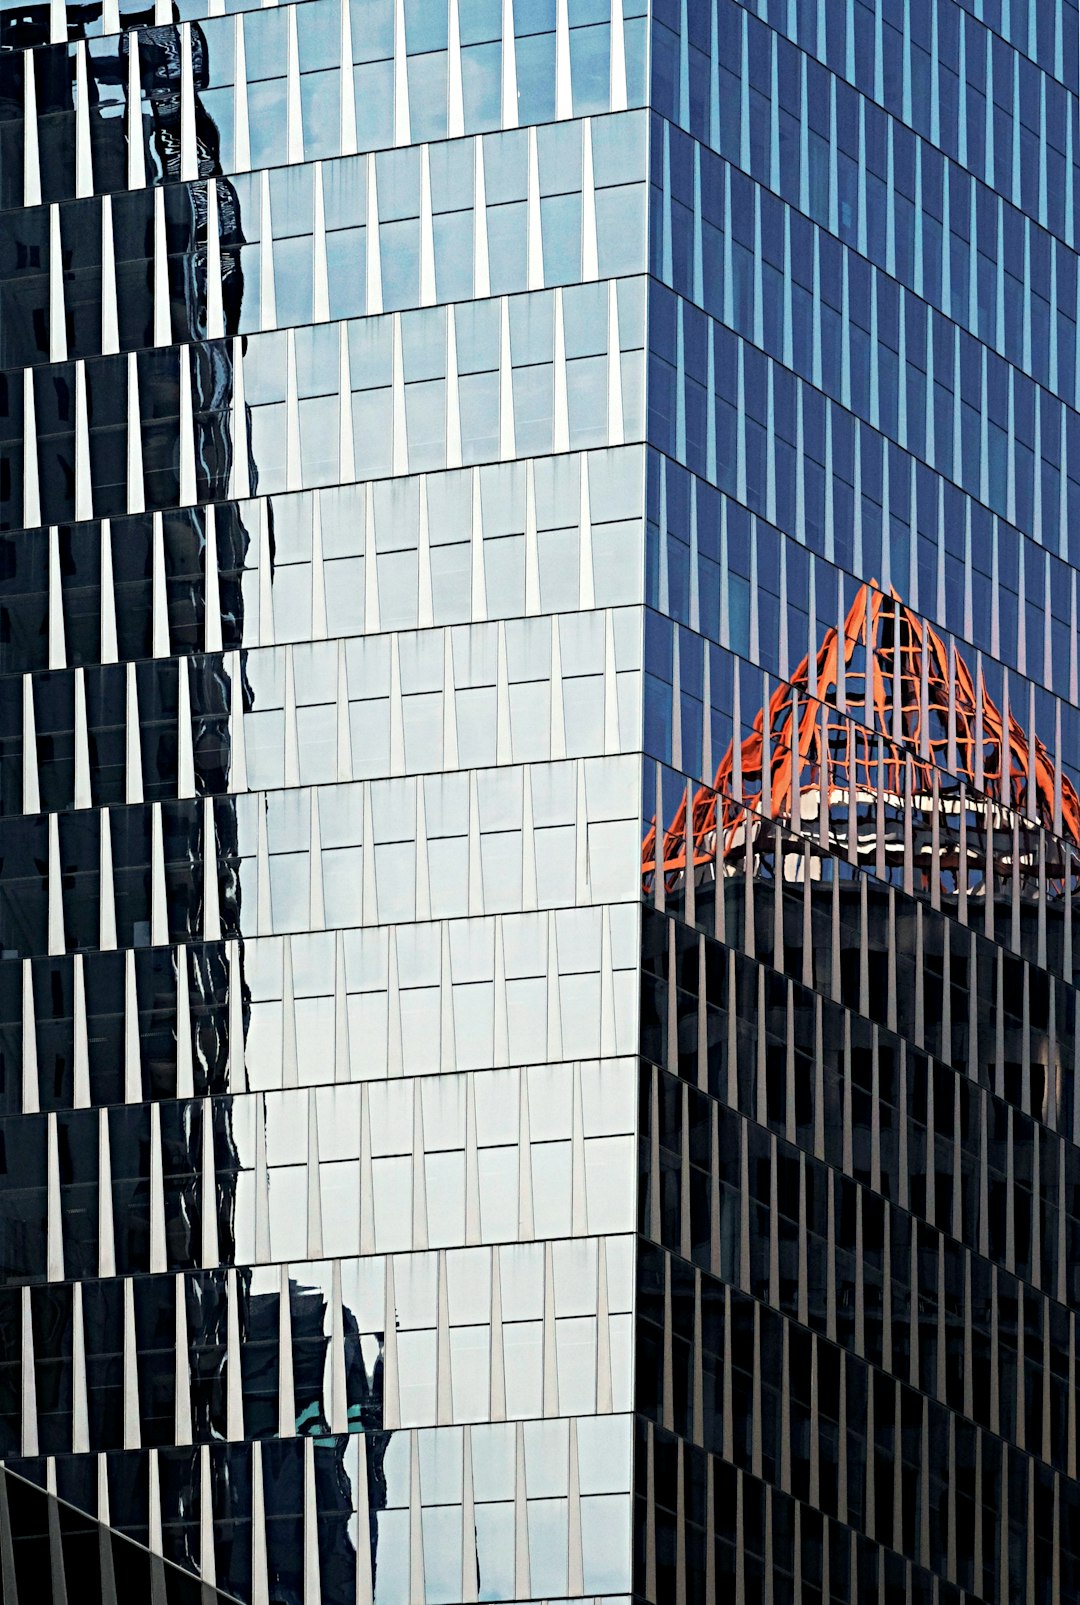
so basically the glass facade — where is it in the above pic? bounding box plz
[637,3,1080,1603]
[0,0,1075,1601]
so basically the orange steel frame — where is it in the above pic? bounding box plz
[643,584,1080,894]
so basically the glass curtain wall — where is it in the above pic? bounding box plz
[0,0,1079,1603]
[638,2,1080,1603]
[0,0,650,1600]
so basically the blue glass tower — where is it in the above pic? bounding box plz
[638,3,1080,1601]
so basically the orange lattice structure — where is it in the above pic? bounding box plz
[643,584,1080,895]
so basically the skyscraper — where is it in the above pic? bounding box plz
[637,4,1080,1600]
[0,1,1076,1604]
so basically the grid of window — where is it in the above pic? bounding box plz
[644,456,1080,798]
[0,0,1077,1596]
[0,0,649,1597]
[637,902,1080,1601]
[637,1,1080,1602]
[0,1463,243,1605]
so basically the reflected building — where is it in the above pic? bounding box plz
[1,0,1079,1602]
[646,582,1080,900]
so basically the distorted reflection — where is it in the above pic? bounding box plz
[646,581,1080,910]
